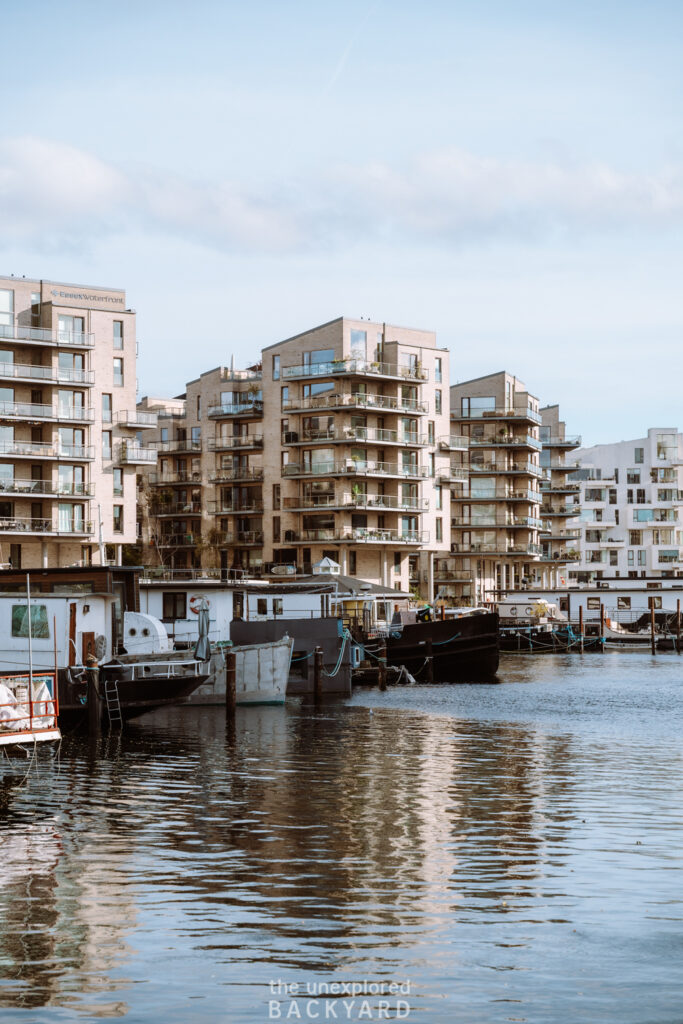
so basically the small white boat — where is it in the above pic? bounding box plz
[187,636,294,706]
[0,671,61,753]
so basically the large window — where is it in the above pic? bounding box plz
[58,315,85,341]
[12,604,49,638]
[460,396,495,417]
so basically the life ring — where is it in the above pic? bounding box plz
[509,607,518,617]
[189,595,208,615]
[524,606,533,616]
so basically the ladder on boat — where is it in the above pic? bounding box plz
[103,679,123,728]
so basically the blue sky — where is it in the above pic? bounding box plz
[2,0,682,444]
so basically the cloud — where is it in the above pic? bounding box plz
[1,135,682,256]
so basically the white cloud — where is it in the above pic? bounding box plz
[1,136,682,255]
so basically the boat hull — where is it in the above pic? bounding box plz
[385,613,500,682]
[56,667,209,722]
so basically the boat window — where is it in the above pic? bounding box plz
[12,604,50,638]
[257,598,268,616]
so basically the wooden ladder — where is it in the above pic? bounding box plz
[103,678,123,728]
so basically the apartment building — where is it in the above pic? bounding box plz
[539,404,582,585]
[0,274,155,569]
[570,428,683,581]
[140,317,454,597]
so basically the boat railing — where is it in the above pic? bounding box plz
[111,659,206,679]
[0,676,59,738]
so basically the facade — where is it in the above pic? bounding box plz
[0,275,155,569]
[570,428,683,581]
[447,373,580,603]
[140,317,455,597]
[539,404,582,584]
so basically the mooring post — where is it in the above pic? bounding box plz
[86,657,101,738]
[677,599,681,654]
[651,606,656,656]
[225,648,236,716]
[377,642,387,691]
[314,646,324,701]
[425,638,434,683]
[599,604,605,653]
[578,605,584,654]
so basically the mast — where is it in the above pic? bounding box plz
[26,572,33,728]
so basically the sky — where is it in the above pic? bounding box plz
[1,0,682,445]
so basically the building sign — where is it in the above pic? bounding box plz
[50,288,124,306]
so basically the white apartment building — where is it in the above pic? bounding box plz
[0,275,155,568]
[571,428,683,582]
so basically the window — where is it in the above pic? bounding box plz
[393,552,401,573]
[636,488,646,504]
[58,315,84,341]
[609,489,617,505]
[626,470,640,484]
[257,598,268,616]
[273,598,283,616]
[162,592,186,620]
[429,453,435,477]
[634,447,644,464]
[435,485,442,510]
[102,393,112,423]
[102,431,112,459]
[428,420,435,444]
[113,321,123,349]
[273,484,281,509]
[350,330,367,358]
[0,289,14,327]
[273,516,280,543]
[113,468,123,496]
[281,386,289,410]
[349,550,357,574]
[629,530,642,545]
[435,390,442,414]
[609,550,619,566]
[12,604,49,638]
[196,395,201,420]
[30,291,40,325]
[434,358,442,383]
[436,517,443,542]
[272,355,280,380]
[113,505,123,532]
[191,426,201,445]
[637,550,647,566]
[113,358,123,387]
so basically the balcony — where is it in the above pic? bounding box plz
[148,471,202,486]
[284,528,429,545]
[539,480,581,494]
[0,479,94,499]
[465,488,539,503]
[438,435,469,451]
[116,443,157,465]
[436,467,469,484]
[282,358,428,382]
[115,410,158,429]
[451,515,543,529]
[543,435,582,448]
[433,568,473,582]
[0,401,95,423]
[468,433,541,450]
[207,501,264,515]
[541,504,581,517]
[453,406,541,425]
[207,400,263,419]
[469,460,542,477]
[540,551,582,563]
[342,492,428,512]
[0,361,95,386]
[155,532,202,548]
[208,468,264,484]
[282,391,428,415]
[282,460,428,480]
[212,530,265,546]
[207,435,263,452]
[541,528,583,541]
[0,440,94,461]
[283,426,430,447]
[153,439,202,454]
[151,501,203,517]
[0,325,95,348]
[0,516,93,537]
[450,542,543,556]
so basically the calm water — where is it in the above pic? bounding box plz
[1,652,682,1024]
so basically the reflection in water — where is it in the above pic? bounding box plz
[0,654,681,1023]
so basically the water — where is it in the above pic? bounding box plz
[1,652,682,1023]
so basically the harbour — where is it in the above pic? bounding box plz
[1,653,682,1023]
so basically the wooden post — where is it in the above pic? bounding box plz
[225,648,236,715]
[578,605,584,654]
[314,646,323,701]
[86,659,101,737]
[651,605,656,656]
[377,642,387,691]
[599,604,605,653]
[425,639,433,683]
[677,599,681,654]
